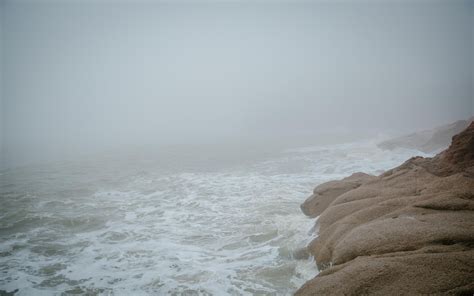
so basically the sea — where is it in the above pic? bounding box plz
[0,140,429,295]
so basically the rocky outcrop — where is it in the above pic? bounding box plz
[378,118,472,153]
[297,122,474,295]
[300,173,376,218]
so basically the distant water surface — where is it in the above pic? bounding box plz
[0,141,428,295]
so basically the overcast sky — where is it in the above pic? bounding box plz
[1,0,473,168]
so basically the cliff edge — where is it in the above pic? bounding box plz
[297,122,474,295]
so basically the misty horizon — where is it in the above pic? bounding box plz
[1,0,473,169]
[1,1,474,295]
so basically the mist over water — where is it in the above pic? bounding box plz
[1,1,473,168]
[0,140,429,295]
[0,1,473,295]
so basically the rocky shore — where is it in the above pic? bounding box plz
[378,118,472,153]
[297,122,474,295]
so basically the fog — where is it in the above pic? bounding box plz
[1,0,473,169]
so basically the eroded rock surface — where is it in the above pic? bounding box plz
[297,122,474,296]
[300,173,376,218]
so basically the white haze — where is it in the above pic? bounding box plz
[0,2,473,295]
[0,0,473,168]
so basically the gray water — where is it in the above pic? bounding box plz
[0,140,426,295]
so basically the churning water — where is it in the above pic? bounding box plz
[0,141,427,295]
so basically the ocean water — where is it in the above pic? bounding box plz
[0,141,428,295]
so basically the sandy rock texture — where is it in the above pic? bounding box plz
[378,118,472,153]
[296,122,474,296]
[300,173,376,218]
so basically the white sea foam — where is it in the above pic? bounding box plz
[0,140,429,295]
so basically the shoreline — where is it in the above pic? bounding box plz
[296,121,474,295]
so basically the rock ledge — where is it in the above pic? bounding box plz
[297,122,474,296]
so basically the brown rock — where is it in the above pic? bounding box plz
[297,122,474,295]
[296,248,474,296]
[300,172,376,218]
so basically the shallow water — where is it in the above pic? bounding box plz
[0,141,427,295]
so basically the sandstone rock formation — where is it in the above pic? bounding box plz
[297,122,474,295]
[300,173,376,218]
[378,118,472,153]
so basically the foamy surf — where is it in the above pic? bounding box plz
[0,140,428,295]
